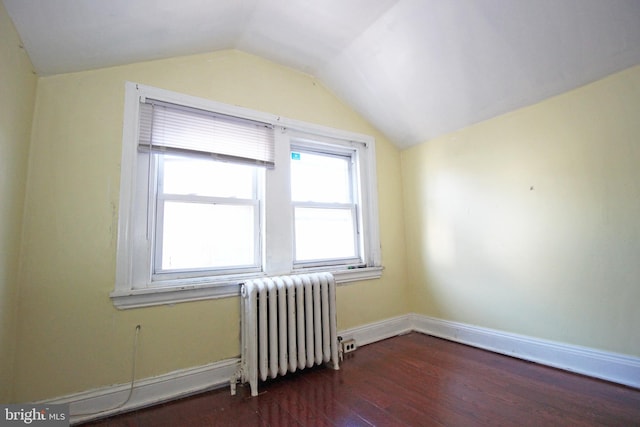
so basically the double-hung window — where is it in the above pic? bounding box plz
[113,83,381,308]
[155,155,261,277]
[137,99,271,282]
[291,147,360,267]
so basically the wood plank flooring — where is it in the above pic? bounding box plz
[81,333,640,426]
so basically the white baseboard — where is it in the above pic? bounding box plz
[336,313,640,389]
[47,358,239,425]
[48,313,639,424]
[409,314,640,390]
[53,316,413,424]
[338,314,413,346]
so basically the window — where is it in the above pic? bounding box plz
[113,83,382,308]
[155,155,261,276]
[291,148,360,266]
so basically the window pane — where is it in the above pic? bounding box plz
[160,202,255,271]
[162,155,255,198]
[290,151,351,203]
[294,207,356,261]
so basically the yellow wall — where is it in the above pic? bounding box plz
[14,50,409,401]
[402,65,640,357]
[0,2,37,403]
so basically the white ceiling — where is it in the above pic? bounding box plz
[4,0,640,148]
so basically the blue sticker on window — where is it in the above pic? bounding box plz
[291,152,301,160]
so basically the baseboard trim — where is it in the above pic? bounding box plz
[338,314,413,346]
[335,313,639,389]
[53,316,414,425]
[48,358,239,425]
[409,314,640,390]
[48,313,639,424]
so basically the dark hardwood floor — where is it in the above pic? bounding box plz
[81,333,640,426]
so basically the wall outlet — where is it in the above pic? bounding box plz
[342,338,357,353]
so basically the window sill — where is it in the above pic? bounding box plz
[111,266,383,309]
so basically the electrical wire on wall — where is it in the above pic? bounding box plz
[71,324,142,418]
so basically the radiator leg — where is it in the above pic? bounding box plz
[249,378,258,397]
[230,369,242,396]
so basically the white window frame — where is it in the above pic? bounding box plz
[112,82,382,309]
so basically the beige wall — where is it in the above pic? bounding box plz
[0,2,37,403]
[13,50,409,401]
[402,65,640,357]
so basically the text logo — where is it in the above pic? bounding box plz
[1,405,68,426]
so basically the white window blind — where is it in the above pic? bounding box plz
[139,99,275,167]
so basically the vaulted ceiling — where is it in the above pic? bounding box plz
[4,0,640,148]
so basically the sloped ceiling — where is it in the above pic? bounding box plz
[4,0,640,148]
